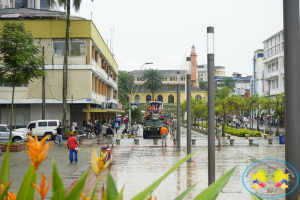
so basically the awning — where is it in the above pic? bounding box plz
[83,109,125,113]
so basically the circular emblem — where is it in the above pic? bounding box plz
[242,159,299,199]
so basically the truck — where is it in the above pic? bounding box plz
[143,114,164,139]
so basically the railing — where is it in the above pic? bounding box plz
[91,59,117,89]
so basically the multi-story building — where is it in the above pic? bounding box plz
[197,65,225,81]
[0,8,122,128]
[215,73,251,96]
[252,49,264,96]
[263,30,284,97]
[0,0,59,10]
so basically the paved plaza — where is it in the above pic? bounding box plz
[0,125,286,199]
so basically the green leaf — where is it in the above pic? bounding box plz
[115,185,124,200]
[90,176,102,200]
[51,159,66,200]
[66,170,89,200]
[0,146,9,184]
[132,151,196,200]
[174,182,198,200]
[106,171,118,200]
[16,165,36,200]
[194,166,236,200]
[251,194,263,200]
[0,182,11,200]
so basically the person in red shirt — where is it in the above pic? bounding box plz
[67,132,79,163]
[124,117,129,128]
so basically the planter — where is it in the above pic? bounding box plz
[275,131,280,136]
[1,143,26,152]
[79,139,83,145]
[173,139,177,145]
[153,139,158,145]
[227,135,231,139]
[268,138,273,145]
[249,139,254,145]
[116,139,120,145]
[121,135,124,139]
[192,139,196,145]
[264,134,268,139]
[279,135,285,144]
[134,139,139,145]
[230,139,234,146]
[128,134,131,138]
[245,134,249,139]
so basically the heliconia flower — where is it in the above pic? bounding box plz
[26,135,52,171]
[146,196,157,200]
[91,147,110,177]
[31,174,51,200]
[0,182,11,195]
[100,186,106,200]
[80,193,91,200]
[7,191,17,200]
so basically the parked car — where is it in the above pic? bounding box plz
[14,120,60,142]
[0,124,28,143]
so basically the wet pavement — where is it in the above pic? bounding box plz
[0,124,286,199]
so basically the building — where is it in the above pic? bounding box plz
[128,70,207,104]
[0,8,123,128]
[0,0,59,10]
[190,45,199,87]
[197,65,226,81]
[263,30,284,97]
[252,49,264,96]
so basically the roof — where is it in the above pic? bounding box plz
[0,8,85,20]
[129,70,186,77]
[133,84,207,93]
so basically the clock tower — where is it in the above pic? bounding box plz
[190,45,199,87]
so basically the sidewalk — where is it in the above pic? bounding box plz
[0,124,286,200]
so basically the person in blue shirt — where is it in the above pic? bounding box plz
[97,121,101,135]
[115,121,119,134]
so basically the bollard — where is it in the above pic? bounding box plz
[121,135,124,139]
[249,139,254,146]
[192,139,196,145]
[116,139,120,145]
[245,134,249,139]
[79,139,83,145]
[264,134,268,139]
[268,138,273,145]
[128,134,131,138]
[153,139,158,145]
[97,139,101,144]
[230,139,234,146]
[227,135,231,139]
[134,139,139,145]
[173,139,177,145]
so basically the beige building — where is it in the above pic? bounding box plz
[197,65,226,81]
[0,8,123,128]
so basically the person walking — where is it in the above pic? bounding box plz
[160,124,168,147]
[171,116,177,139]
[56,125,63,147]
[97,121,101,135]
[67,132,79,163]
[131,122,139,138]
[115,121,119,134]
[235,118,239,129]
[101,123,108,139]
[105,124,114,147]
[94,118,98,134]
[82,120,86,129]
[124,117,128,128]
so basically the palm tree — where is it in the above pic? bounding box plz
[250,94,268,131]
[215,86,231,136]
[271,92,284,135]
[118,71,134,104]
[142,69,163,100]
[220,77,236,91]
[47,0,94,127]
[199,81,208,91]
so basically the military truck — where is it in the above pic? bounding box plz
[143,114,164,139]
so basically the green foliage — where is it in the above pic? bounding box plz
[219,77,236,90]
[64,128,71,133]
[1,146,10,184]
[199,81,208,91]
[106,171,119,200]
[118,71,134,104]
[224,126,262,137]
[131,108,142,123]
[51,160,66,199]
[66,170,89,200]
[174,182,198,200]
[17,165,36,200]
[142,69,163,100]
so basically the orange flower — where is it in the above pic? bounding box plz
[0,182,11,194]
[80,193,91,200]
[0,182,16,200]
[146,196,157,200]
[91,147,110,177]
[26,135,51,170]
[31,174,51,200]
[7,191,17,200]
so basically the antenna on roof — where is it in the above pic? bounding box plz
[91,11,92,20]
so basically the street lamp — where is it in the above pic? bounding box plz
[207,26,215,185]
[129,62,153,134]
[250,80,253,129]
[186,57,191,162]
[268,80,271,135]
[177,71,181,148]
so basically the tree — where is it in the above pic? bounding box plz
[215,86,231,136]
[47,0,94,128]
[142,69,163,100]
[250,94,267,131]
[118,71,134,104]
[271,92,284,135]
[0,22,44,140]
[131,108,142,124]
[199,81,208,91]
[220,77,235,91]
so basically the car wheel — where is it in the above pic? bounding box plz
[12,137,22,143]
[53,135,57,144]
[44,133,53,140]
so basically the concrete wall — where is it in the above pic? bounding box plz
[0,87,28,99]
[30,104,70,123]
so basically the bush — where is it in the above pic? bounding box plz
[224,126,261,137]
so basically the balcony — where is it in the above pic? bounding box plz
[91,59,117,90]
[53,56,86,65]
[91,92,118,104]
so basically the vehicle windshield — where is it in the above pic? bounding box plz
[145,121,164,126]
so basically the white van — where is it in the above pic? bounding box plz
[14,120,60,142]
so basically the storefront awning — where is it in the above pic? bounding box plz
[83,109,125,113]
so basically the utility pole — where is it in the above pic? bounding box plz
[268,80,271,135]
[177,71,181,148]
[42,46,45,120]
[284,1,300,199]
[186,57,191,162]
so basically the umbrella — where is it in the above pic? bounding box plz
[115,118,122,122]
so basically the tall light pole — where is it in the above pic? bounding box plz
[186,57,191,162]
[129,62,153,133]
[177,71,181,148]
[207,26,215,185]
[250,80,253,129]
[268,80,271,135]
[284,1,300,199]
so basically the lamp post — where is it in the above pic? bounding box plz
[177,71,181,148]
[207,26,215,185]
[250,80,253,129]
[129,62,153,134]
[284,1,300,199]
[268,80,271,135]
[186,57,191,162]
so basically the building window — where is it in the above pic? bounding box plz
[276,79,278,89]
[268,65,271,73]
[134,95,140,103]
[168,95,174,103]
[170,77,172,81]
[53,39,86,56]
[137,78,139,81]
[146,95,151,102]
[272,79,275,89]
[165,77,167,81]
[157,95,163,102]
[195,95,202,100]
[272,63,275,71]
[276,61,278,70]
[181,77,183,81]
[0,82,28,87]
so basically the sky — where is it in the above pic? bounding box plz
[70,0,283,77]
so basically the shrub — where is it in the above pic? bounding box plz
[224,126,261,137]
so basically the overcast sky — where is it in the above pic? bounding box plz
[70,0,283,77]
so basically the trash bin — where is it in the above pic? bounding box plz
[279,135,285,144]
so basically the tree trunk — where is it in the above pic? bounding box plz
[10,79,15,140]
[222,106,226,136]
[152,90,154,101]
[62,0,70,128]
